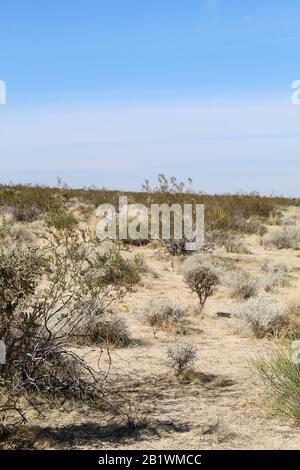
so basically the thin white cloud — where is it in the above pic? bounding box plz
[0,99,300,195]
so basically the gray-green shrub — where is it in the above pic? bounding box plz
[142,299,186,336]
[166,343,197,374]
[234,296,287,338]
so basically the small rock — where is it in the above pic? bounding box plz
[202,420,220,435]
[216,311,231,318]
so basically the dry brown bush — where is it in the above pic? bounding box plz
[0,211,139,435]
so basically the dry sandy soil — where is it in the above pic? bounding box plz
[16,206,300,450]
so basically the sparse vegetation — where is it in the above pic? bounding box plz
[0,177,296,236]
[0,213,139,435]
[261,261,289,292]
[1,181,300,449]
[262,227,300,250]
[141,299,187,337]
[76,311,131,347]
[224,237,250,254]
[183,254,219,311]
[166,343,197,374]
[234,296,287,338]
[242,216,267,236]
[256,346,300,421]
[262,261,288,274]
[225,270,258,300]
[163,238,190,256]
[11,206,42,223]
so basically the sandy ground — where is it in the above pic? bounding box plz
[14,206,300,449]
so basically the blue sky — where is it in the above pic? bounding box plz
[0,0,300,195]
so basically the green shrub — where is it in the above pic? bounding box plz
[45,207,78,233]
[0,179,297,237]
[99,251,140,286]
[256,346,300,422]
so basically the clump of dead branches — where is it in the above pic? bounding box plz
[0,208,139,436]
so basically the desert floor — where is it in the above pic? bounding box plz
[20,205,300,450]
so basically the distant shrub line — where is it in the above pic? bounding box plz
[0,182,298,234]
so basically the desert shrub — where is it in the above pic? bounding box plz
[74,202,95,217]
[0,213,39,246]
[182,252,211,271]
[261,261,289,291]
[268,209,284,225]
[78,245,140,287]
[228,212,246,231]
[262,273,290,292]
[205,229,227,248]
[261,261,289,292]
[0,215,7,240]
[224,270,258,300]
[184,266,219,311]
[116,205,150,246]
[227,213,267,235]
[0,245,119,398]
[262,261,288,274]
[184,253,219,311]
[280,307,300,340]
[95,314,130,347]
[206,206,231,231]
[122,236,150,247]
[131,253,158,278]
[162,238,190,256]
[261,227,300,250]
[7,226,35,245]
[223,237,249,254]
[166,343,197,374]
[132,254,150,273]
[141,299,187,337]
[234,296,287,338]
[256,346,300,421]
[45,207,78,233]
[257,224,268,237]
[261,230,290,249]
[288,305,300,318]
[242,216,267,235]
[98,251,141,286]
[0,219,139,433]
[183,254,219,311]
[0,391,28,439]
[0,245,44,304]
[282,218,296,226]
[0,214,14,241]
[142,174,193,194]
[0,179,296,226]
[76,311,130,347]
[11,206,42,223]
[142,175,282,235]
